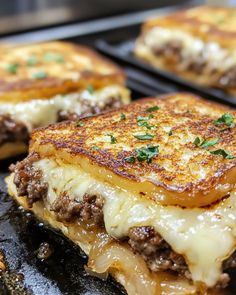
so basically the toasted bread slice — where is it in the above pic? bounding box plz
[0,41,126,102]
[0,41,130,159]
[135,6,236,95]
[31,93,236,207]
[7,93,236,294]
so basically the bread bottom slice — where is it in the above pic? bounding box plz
[0,142,27,160]
[7,174,225,295]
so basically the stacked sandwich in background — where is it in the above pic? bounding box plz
[0,41,130,159]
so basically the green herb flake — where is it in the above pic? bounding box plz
[168,130,173,136]
[199,138,219,149]
[124,156,135,163]
[193,137,219,149]
[193,137,201,146]
[43,52,64,63]
[120,113,126,121]
[214,113,235,128]
[210,149,235,159]
[75,120,85,127]
[6,63,19,74]
[107,134,117,144]
[91,146,100,151]
[146,106,160,113]
[134,133,154,140]
[136,145,159,163]
[137,115,156,130]
[87,84,94,94]
[32,71,48,79]
[27,56,38,66]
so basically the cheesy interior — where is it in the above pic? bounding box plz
[28,158,236,288]
[0,85,129,131]
[142,27,236,72]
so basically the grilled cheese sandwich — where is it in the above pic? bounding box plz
[0,41,130,159]
[135,6,236,95]
[7,93,236,294]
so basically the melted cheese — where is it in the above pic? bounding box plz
[33,158,236,288]
[144,27,236,71]
[0,85,127,131]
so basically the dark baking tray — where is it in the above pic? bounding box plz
[96,39,236,107]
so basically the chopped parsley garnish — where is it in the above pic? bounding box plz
[124,145,159,164]
[107,134,117,144]
[168,130,173,136]
[87,84,94,94]
[32,71,48,79]
[137,115,156,130]
[200,138,219,149]
[134,133,154,140]
[146,106,160,112]
[120,113,126,121]
[210,149,235,159]
[92,146,100,151]
[214,113,235,128]
[27,56,38,66]
[136,145,159,163]
[75,120,84,127]
[193,137,219,149]
[43,52,64,63]
[124,156,135,163]
[6,63,18,74]
[193,137,201,146]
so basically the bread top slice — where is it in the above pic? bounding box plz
[0,41,125,102]
[143,6,236,50]
[30,93,236,207]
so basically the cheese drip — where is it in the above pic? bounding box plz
[0,85,128,131]
[33,158,236,287]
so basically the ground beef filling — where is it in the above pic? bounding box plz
[10,153,48,208]
[128,226,191,278]
[57,95,123,122]
[0,114,29,146]
[128,226,234,287]
[51,193,104,225]
[151,40,208,75]
[151,40,236,89]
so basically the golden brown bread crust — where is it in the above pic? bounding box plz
[143,6,236,49]
[29,93,236,207]
[0,41,125,102]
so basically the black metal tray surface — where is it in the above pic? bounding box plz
[96,39,236,107]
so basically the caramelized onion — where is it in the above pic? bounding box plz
[87,233,197,295]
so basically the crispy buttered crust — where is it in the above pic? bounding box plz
[142,6,236,49]
[29,93,236,207]
[0,41,125,102]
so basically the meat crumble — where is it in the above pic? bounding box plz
[51,193,104,225]
[10,153,48,208]
[0,114,29,146]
